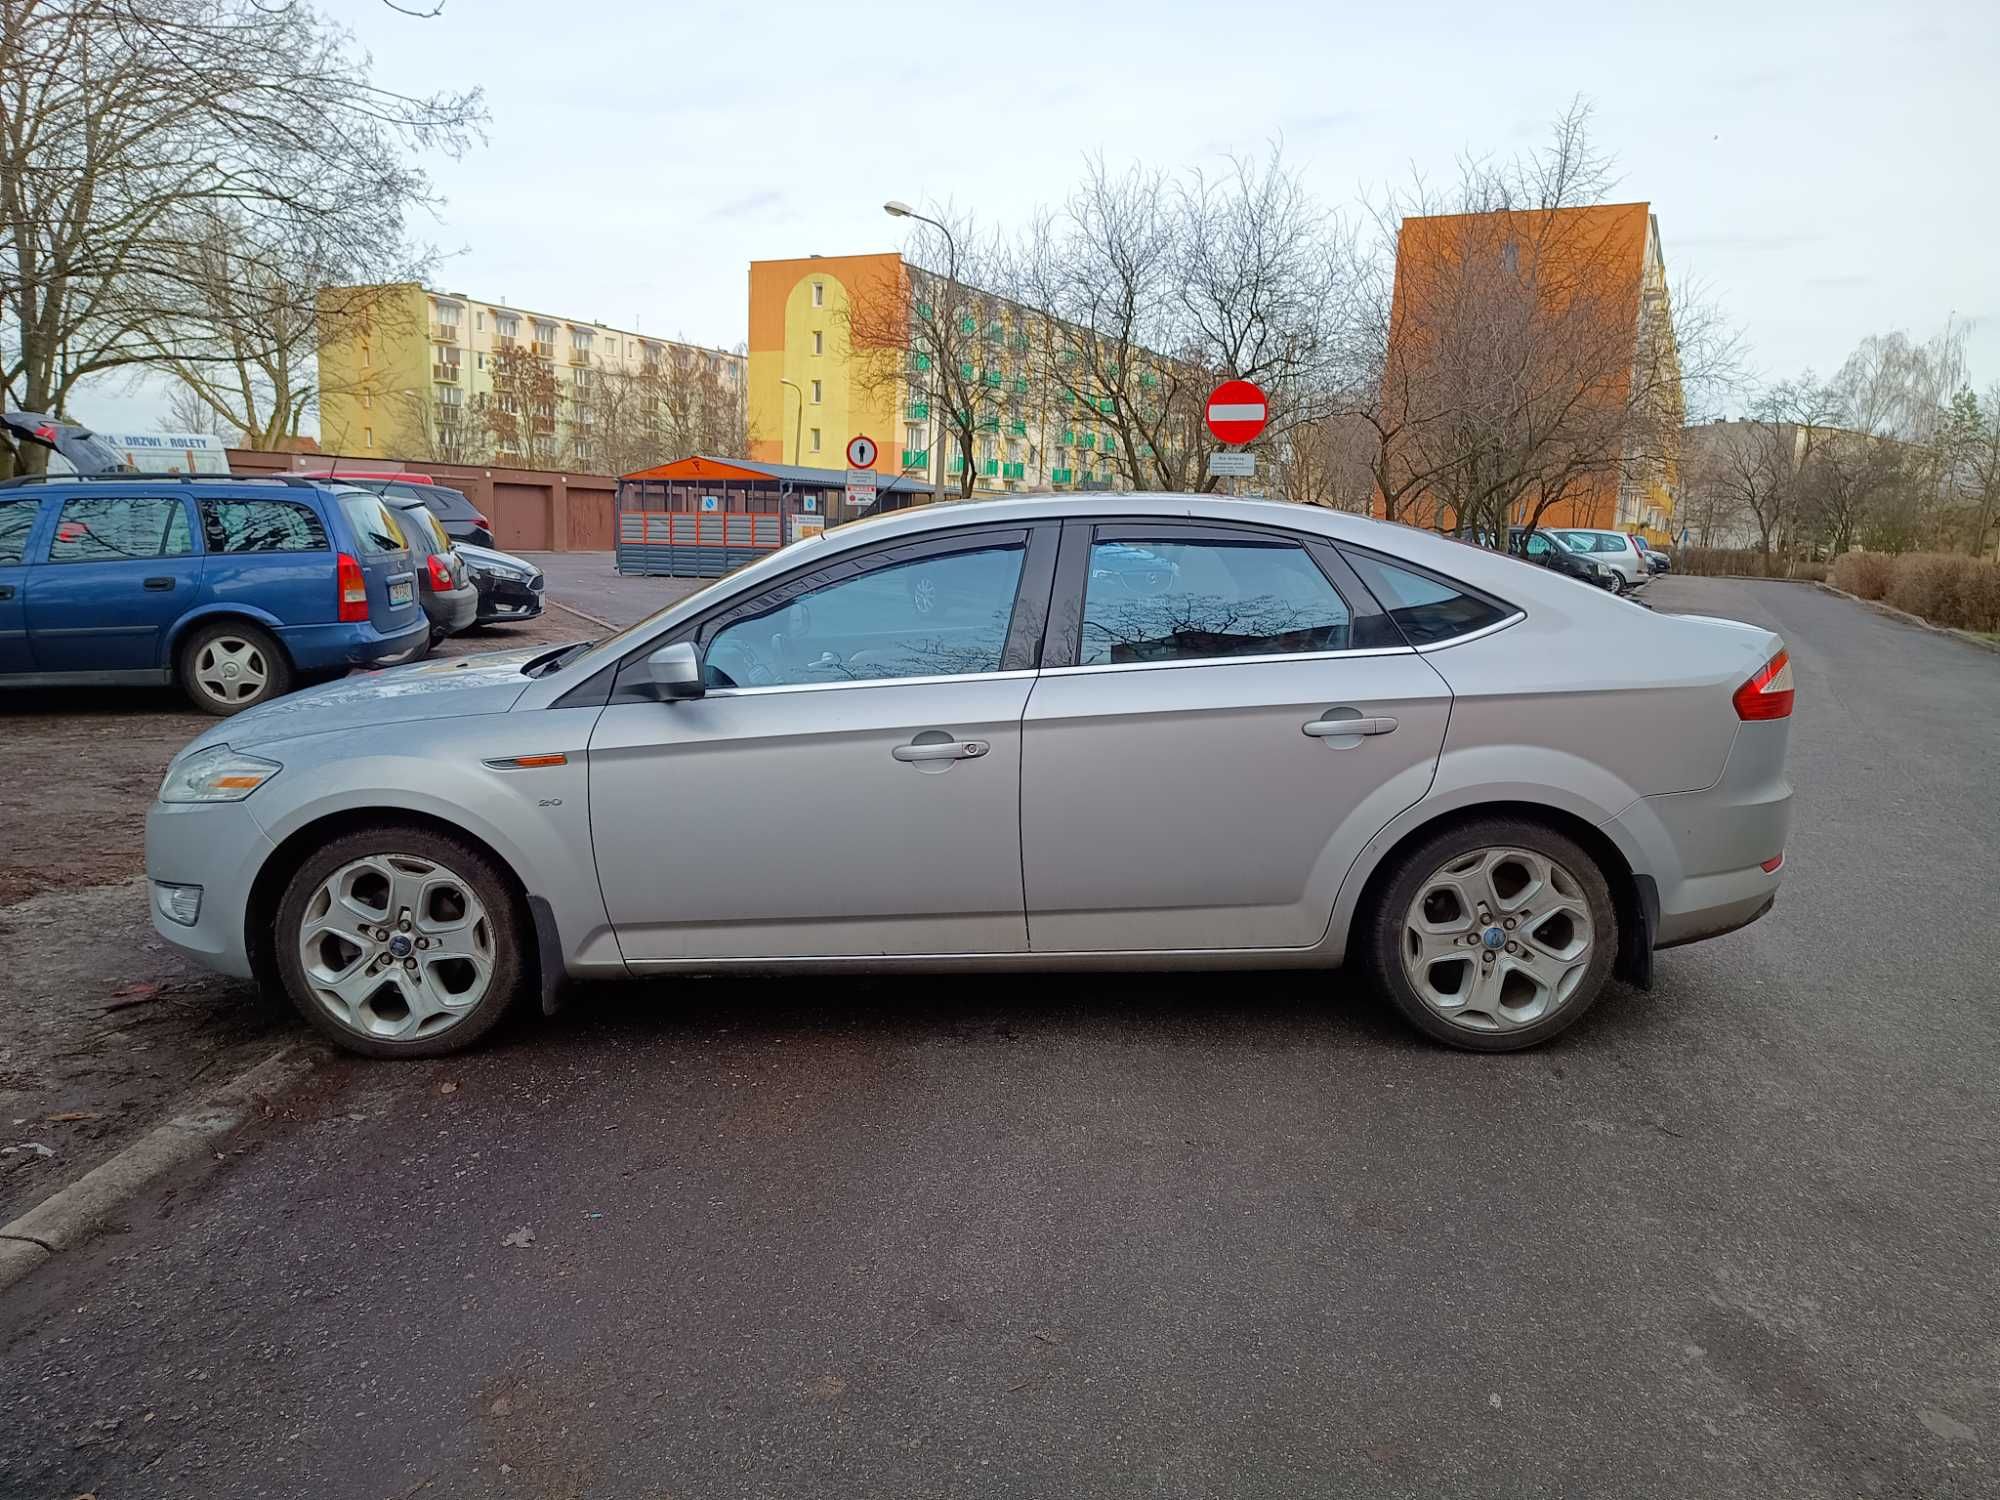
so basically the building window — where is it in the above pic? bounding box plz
[476,353,485,370]
[474,311,483,332]
[810,379,822,404]
[812,330,823,356]
[361,393,371,410]
[496,314,519,340]
[363,427,374,448]
[809,427,821,453]
[572,329,593,352]
[360,342,371,367]
[811,282,824,307]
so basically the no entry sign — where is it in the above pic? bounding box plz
[1205,380,1268,445]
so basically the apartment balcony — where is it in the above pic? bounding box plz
[1050,467,1073,485]
[432,362,460,383]
[901,448,928,468]
[1002,461,1025,480]
[905,401,930,420]
[429,323,459,343]
[530,341,555,359]
[492,334,517,350]
[569,350,592,367]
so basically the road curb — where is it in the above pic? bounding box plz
[1815,582,2000,654]
[546,598,618,632]
[0,1044,319,1295]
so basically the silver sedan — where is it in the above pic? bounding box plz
[145,494,1794,1057]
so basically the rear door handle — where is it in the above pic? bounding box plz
[1304,715,1399,738]
[0,585,13,600]
[892,739,989,763]
[143,576,175,591]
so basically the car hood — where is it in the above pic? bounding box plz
[178,647,544,757]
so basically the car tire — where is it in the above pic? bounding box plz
[177,619,293,716]
[1367,818,1618,1053]
[273,824,526,1059]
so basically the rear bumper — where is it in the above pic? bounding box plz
[1604,719,1792,948]
[425,582,481,636]
[277,615,430,670]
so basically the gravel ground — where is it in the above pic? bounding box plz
[0,609,585,1221]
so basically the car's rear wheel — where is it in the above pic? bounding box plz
[177,620,293,716]
[1368,819,1617,1052]
[274,825,526,1058]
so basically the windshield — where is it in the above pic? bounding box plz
[336,491,408,553]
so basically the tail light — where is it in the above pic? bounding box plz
[1733,649,1794,720]
[337,552,370,622]
[472,511,492,533]
[426,553,453,590]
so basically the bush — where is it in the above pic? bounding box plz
[1880,553,2000,633]
[1677,547,1823,580]
[1830,551,1894,600]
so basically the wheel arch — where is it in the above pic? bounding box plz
[245,806,546,1004]
[164,604,294,671]
[1337,799,1653,987]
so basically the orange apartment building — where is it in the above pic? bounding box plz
[1379,202,1681,539]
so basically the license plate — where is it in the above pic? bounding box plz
[389,581,414,607]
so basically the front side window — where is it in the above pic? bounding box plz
[1079,535,1351,667]
[200,499,329,553]
[1344,553,1511,647]
[0,498,40,564]
[1524,533,1551,557]
[704,543,1025,689]
[337,493,408,553]
[48,496,192,562]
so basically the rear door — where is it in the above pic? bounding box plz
[196,494,337,625]
[24,489,202,672]
[0,495,45,673]
[1019,520,1453,953]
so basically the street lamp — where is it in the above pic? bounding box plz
[883,200,956,262]
[779,378,804,465]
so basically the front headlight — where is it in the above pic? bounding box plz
[158,746,282,804]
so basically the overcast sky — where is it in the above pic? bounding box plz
[91,0,2000,433]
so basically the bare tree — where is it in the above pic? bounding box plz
[389,385,486,466]
[1355,98,1740,544]
[162,380,233,441]
[0,0,483,474]
[843,209,1003,498]
[1272,409,1377,510]
[476,342,560,469]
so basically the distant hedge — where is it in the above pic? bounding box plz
[1676,548,1827,583]
[1831,551,2000,633]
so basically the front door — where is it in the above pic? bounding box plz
[1021,522,1453,953]
[0,496,43,673]
[24,491,202,673]
[588,525,1052,963]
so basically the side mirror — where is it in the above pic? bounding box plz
[641,640,705,701]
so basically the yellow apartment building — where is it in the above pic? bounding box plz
[317,283,744,471]
[748,253,1152,500]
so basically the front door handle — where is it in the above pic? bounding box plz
[143,576,175,591]
[0,585,13,600]
[1304,715,1399,738]
[892,739,989,763]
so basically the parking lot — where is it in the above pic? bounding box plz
[2,575,1997,1498]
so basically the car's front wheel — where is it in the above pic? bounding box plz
[1368,819,1618,1052]
[274,825,526,1058]
[178,620,293,716]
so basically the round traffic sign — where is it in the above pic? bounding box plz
[1205,379,1268,445]
[845,433,878,469]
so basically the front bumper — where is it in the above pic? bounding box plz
[472,572,545,622]
[145,798,276,979]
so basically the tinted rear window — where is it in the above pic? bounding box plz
[396,503,451,553]
[421,486,478,520]
[337,493,408,553]
[1343,552,1512,647]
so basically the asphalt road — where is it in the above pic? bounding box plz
[3,577,1997,1499]
[526,551,710,630]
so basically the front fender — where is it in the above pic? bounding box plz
[242,707,622,977]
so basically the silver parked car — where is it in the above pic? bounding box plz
[1556,528,1652,592]
[146,495,1794,1058]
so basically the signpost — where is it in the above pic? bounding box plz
[844,434,879,511]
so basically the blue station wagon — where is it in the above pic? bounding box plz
[0,475,431,714]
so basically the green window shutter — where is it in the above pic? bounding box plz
[1139,371,1158,389]
[1103,436,1116,455]
[959,361,975,381]
[1051,467,1072,484]
[960,316,976,335]
[1007,419,1027,436]
[1137,442,1154,458]
[906,400,929,420]
[1062,428,1075,445]
[1096,397,1114,415]
[913,353,932,372]
[1012,376,1029,394]
[1080,433,1096,450]
[983,368,1002,388]
[986,320,1003,341]
[917,301,933,321]
[947,453,965,474]
[982,458,999,476]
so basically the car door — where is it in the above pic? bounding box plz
[586,523,1057,963]
[24,490,202,673]
[0,495,46,673]
[1019,520,1453,954]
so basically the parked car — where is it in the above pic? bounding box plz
[1636,537,1672,574]
[326,474,495,549]
[1555,528,1651,592]
[148,493,1793,1059]
[378,492,477,656]
[1506,526,1619,589]
[455,541,545,624]
[0,473,428,714]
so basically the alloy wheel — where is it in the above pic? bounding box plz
[296,853,495,1041]
[1400,846,1596,1033]
[194,636,270,707]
